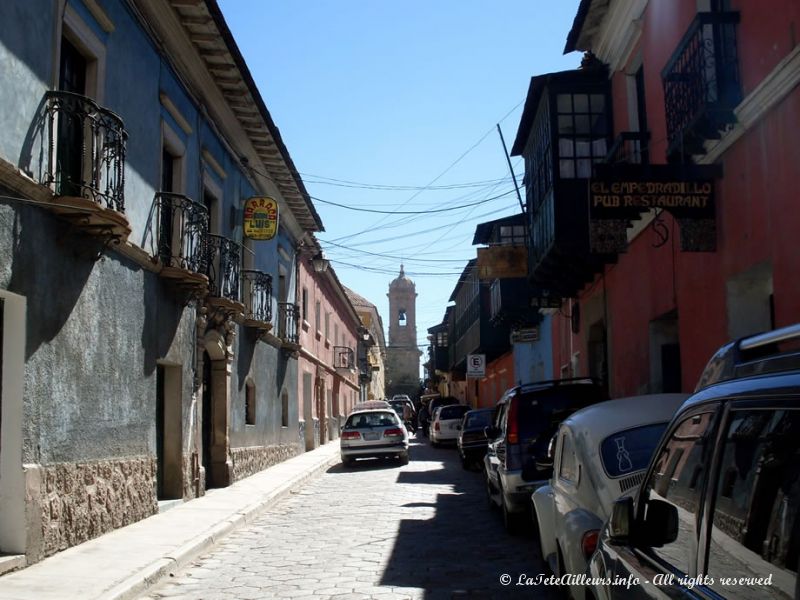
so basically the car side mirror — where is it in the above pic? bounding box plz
[484,426,500,440]
[641,499,678,547]
[608,496,634,544]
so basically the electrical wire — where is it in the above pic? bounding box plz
[310,189,515,214]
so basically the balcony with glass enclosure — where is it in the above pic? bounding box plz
[511,65,615,298]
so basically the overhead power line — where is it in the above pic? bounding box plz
[309,189,515,214]
[300,173,510,191]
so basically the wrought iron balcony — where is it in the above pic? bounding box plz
[43,91,127,212]
[277,302,300,346]
[37,91,129,240]
[205,234,241,305]
[334,346,355,371]
[662,12,741,159]
[154,192,209,277]
[241,269,273,328]
[604,131,650,165]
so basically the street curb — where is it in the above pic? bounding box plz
[108,449,340,600]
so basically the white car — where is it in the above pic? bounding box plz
[340,408,410,466]
[531,393,688,600]
[430,404,470,446]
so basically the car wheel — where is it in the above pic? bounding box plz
[399,452,409,466]
[341,456,353,467]
[486,476,498,511]
[501,488,522,535]
[460,455,469,470]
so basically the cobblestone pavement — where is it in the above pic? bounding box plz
[142,435,559,600]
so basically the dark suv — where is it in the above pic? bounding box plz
[588,323,800,600]
[484,378,607,531]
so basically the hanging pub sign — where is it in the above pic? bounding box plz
[588,164,722,254]
[243,196,279,240]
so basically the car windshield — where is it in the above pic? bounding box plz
[464,411,491,429]
[515,385,604,450]
[345,411,399,429]
[439,405,469,420]
[599,422,669,478]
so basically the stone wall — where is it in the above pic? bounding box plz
[230,444,300,482]
[35,456,157,561]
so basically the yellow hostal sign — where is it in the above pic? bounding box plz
[243,196,279,240]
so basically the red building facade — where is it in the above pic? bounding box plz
[517,0,800,397]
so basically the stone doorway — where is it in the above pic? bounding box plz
[201,340,232,489]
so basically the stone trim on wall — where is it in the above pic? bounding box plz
[230,444,300,482]
[32,456,157,562]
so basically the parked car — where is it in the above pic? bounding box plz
[532,393,688,600]
[588,323,800,600]
[485,378,607,532]
[457,408,494,469]
[430,404,470,447]
[389,398,416,425]
[351,400,391,412]
[340,408,409,467]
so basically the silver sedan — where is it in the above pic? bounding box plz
[340,409,410,467]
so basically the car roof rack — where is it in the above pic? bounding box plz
[695,323,800,391]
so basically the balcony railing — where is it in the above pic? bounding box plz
[277,302,300,345]
[42,91,126,212]
[205,234,241,303]
[662,12,741,158]
[154,192,209,274]
[334,346,355,371]
[241,269,273,326]
[604,131,651,165]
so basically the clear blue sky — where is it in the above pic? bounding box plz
[218,0,583,363]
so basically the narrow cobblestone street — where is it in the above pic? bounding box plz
[143,436,558,600]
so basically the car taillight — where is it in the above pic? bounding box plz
[384,428,404,438]
[434,421,440,431]
[507,398,519,444]
[342,431,361,440]
[581,529,600,559]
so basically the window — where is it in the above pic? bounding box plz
[600,423,670,478]
[705,409,799,600]
[301,288,308,322]
[499,225,526,245]
[245,380,255,425]
[558,432,578,482]
[398,309,407,327]
[315,300,321,332]
[556,92,609,179]
[325,312,330,340]
[281,390,289,427]
[640,411,716,574]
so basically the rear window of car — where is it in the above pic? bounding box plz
[345,411,399,428]
[464,411,492,429]
[515,385,605,441]
[599,422,669,478]
[440,405,469,420]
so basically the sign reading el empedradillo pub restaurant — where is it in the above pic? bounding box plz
[244,196,279,240]
[588,164,721,254]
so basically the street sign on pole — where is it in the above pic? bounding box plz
[467,354,486,378]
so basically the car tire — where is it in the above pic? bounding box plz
[501,487,522,535]
[399,452,409,466]
[486,477,498,511]
[460,455,469,470]
[341,456,353,468]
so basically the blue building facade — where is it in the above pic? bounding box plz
[0,0,323,564]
